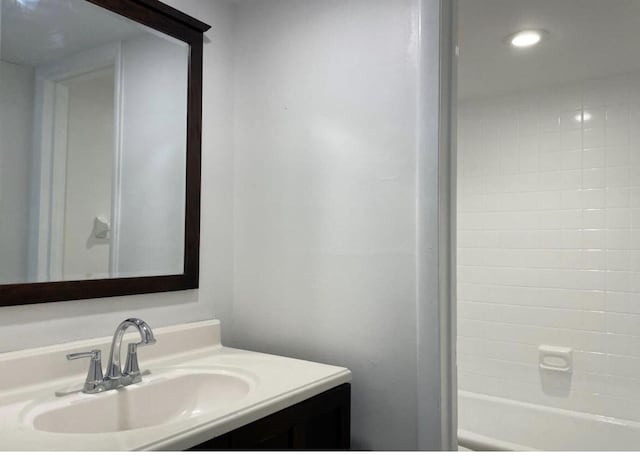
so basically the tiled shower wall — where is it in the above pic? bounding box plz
[458,72,640,422]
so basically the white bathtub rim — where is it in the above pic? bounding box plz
[458,429,533,452]
[458,390,640,451]
[459,390,640,429]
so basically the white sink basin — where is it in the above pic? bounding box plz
[27,370,252,434]
[0,321,351,450]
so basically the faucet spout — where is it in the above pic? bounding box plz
[105,318,156,380]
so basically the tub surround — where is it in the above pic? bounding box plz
[459,72,640,424]
[0,320,351,450]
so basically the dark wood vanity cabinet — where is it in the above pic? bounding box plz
[188,384,351,451]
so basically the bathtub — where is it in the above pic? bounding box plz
[458,391,640,451]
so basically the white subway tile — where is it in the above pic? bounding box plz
[459,75,640,422]
[539,132,562,154]
[606,167,631,188]
[458,336,536,363]
[562,129,582,151]
[604,376,640,403]
[630,146,640,166]
[574,350,608,375]
[606,105,631,146]
[629,230,640,250]
[561,150,583,171]
[606,250,632,271]
[540,112,561,133]
[581,229,605,249]
[459,319,608,353]
[519,152,540,173]
[581,189,606,209]
[462,301,606,331]
[605,208,632,228]
[631,209,640,228]
[500,151,520,174]
[582,169,606,190]
[584,127,606,149]
[583,107,606,129]
[606,229,631,250]
[583,148,606,169]
[582,249,606,270]
[583,210,605,229]
[629,187,640,207]
[630,250,640,271]
[606,188,631,208]
[607,333,640,358]
[606,145,630,167]
[605,291,640,314]
[606,271,634,293]
[461,193,485,211]
[606,314,640,337]
[460,212,485,230]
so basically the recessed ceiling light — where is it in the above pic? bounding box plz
[509,30,545,48]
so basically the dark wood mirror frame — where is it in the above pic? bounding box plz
[0,0,211,307]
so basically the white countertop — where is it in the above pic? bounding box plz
[0,320,351,450]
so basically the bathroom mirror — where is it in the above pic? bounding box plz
[0,0,209,306]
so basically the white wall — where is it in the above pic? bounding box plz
[222,0,446,450]
[0,60,33,284]
[458,73,640,423]
[0,0,234,352]
[62,67,114,280]
[117,33,188,277]
[0,0,449,450]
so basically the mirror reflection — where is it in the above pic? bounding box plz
[0,0,189,284]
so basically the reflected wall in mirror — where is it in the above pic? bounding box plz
[0,0,190,285]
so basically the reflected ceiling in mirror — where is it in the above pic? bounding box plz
[0,0,189,284]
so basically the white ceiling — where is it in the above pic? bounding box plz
[0,0,143,67]
[458,0,640,100]
[5,0,639,96]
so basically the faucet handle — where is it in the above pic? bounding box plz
[123,343,141,379]
[67,349,104,393]
[67,349,101,361]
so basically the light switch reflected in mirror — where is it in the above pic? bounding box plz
[0,0,189,284]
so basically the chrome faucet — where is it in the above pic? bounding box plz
[106,318,156,381]
[66,318,156,394]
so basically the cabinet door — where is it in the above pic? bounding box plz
[231,384,350,450]
[188,384,351,451]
